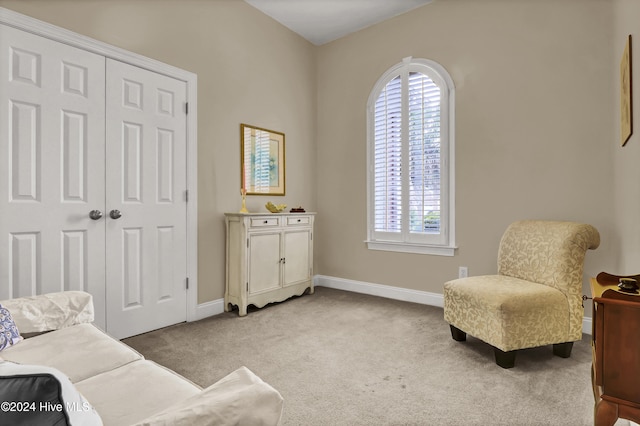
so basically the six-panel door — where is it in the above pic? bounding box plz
[0,24,107,327]
[0,24,189,338]
[105,59,188,339]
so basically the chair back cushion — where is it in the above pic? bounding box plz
[497,220,600,297]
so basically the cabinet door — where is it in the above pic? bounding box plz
[248,232,282,294]
[283,229,311,286]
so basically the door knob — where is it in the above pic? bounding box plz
[89,210,103,220]
[109,209,122,219]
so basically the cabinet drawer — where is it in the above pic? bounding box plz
[250,217,279,227]
[287,216,310,226]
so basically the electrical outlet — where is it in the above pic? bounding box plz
[459,266,468,279]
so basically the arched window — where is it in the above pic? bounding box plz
[366,57,455,255]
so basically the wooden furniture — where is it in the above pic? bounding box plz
[225,212,315,316]
[591,272,640,426]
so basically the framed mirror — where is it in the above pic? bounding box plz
[240,123,285,195]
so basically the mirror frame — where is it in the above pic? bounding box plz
[240,123,286,195]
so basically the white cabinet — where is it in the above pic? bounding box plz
[225,213,315,316]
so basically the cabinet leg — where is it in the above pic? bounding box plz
[594,399,618,426]
[239,305,247,317]
[309,286,315,295]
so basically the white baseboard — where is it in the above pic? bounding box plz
[192,277,439,322]
[192,276,595,336]
[314,275,444,307]
[314,274,594,336]
[582,317,592,336]
[195,298,225,320]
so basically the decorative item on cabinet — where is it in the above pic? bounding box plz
[239,189,249,213]
[225,212,315,316]
[265,201,287,213]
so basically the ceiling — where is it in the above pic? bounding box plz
[244,0,434,46]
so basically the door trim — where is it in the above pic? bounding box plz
[0,7,199,323]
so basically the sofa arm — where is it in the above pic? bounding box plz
[0,291,94,334]
[133,366,284,426]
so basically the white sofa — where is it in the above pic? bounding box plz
[0,291,284,425]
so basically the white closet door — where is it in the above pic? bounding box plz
[105,59,188,339]
[0,24,107,327]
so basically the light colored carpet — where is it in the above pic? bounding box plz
[124,287,603,425]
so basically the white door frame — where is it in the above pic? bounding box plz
[0,7,199,323]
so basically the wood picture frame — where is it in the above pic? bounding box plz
[240,123,285,195]
[621,35,633,147]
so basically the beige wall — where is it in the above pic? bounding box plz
[0,0,318,304]
[316,0,616,305]
[0,0,628,315]
[613,0,640,274]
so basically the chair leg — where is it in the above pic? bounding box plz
[553,342,574,358]
[494,348,516,369]
[449,325,467,342]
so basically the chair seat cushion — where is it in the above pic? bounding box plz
[444,275,570,352]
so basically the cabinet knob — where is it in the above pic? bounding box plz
[264,220,268,224]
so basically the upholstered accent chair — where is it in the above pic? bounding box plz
[443,220,600,368]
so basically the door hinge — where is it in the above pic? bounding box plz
[185,102,189,114]
[247,238,249,248]
[185,190,189,202]
[186,277,189,290]
[246,282,249,292]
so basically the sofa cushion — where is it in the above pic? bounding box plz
[0,291,94,334]
[0,304,22,351]
[0,361,102,426]
[1,323,141,382]
[75,360,201,426]
[133,366,284,426]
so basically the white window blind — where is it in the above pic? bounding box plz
[367,58,455,255]
[407,72,441,234]
[374,75,403,233]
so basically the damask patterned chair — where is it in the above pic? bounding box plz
[443,220,600,368]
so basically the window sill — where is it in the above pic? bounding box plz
[365,240,456,256]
